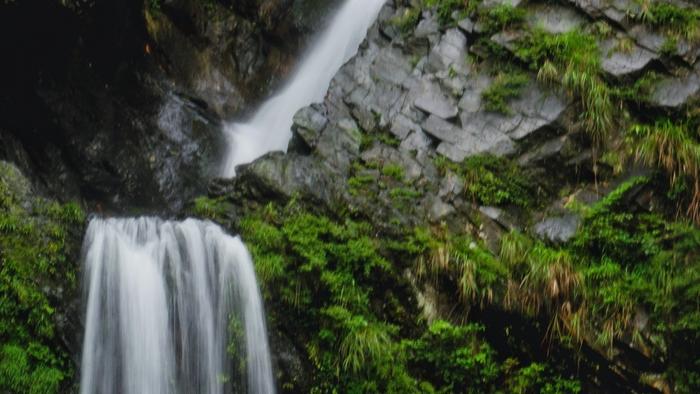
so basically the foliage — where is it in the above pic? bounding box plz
[630,119,700,221]
[423,0,471,25]
[192,196,230,222]
[634,0,700,41]
[481,71,529,114]
[478,3,526,33]
[0,164,85,394]
[391,6,421,34]
[516,29,613,143]
[463,155,537,208]
[382,163,406,182]
[402,321,500,392]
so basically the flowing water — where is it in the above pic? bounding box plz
[220,0,386,177]
[80,1,384,393]
[79,218,274,394]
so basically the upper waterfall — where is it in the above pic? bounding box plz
[79,218,275,394]
[220,0,386,177]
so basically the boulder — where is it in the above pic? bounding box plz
[533,214,581,244]
[650,70,700,108]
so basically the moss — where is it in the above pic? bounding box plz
[481,71,530,114]
[391,6,421,34]
[0,163,85,394]
[463,155,538,208]
[478,3,526,34]
[191,196,230,222]
[634,1,700,41]
[382,163,406,182]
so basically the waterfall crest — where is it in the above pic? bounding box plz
[79,217,275,394]
[221,0,386,176]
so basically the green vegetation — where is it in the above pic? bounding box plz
[436,154,538,208]
[630,119,700,221]
[238,201,581,392]
[192,196,230,222]
[0,163,85,394]
[423,0,471,25]
[382,163,406,182]
[634,0,700,41]
[479,3,526,33]
[391,6,421,34]
[516,29,613,143]
[481,71,529,114]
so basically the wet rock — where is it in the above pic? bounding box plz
[650,70,700,108]
[600,38,657,77]
[526,3,586,33]
[390,113,422,140]
[292,104,328,148]
[235,153,344,207]
[507,83,568,140]
[415,13,440,38]
[413,78,459,119]
[518,136,569,166]
[429,196,456,222]
[315,118,363,170]
[533,214,581,244]
[401,130,433,152]
[427,28,469,74]
[438,170,465,199]
[457,18,475,34]
[479,206,520,231]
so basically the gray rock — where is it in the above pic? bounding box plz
[600,38,657,77]
[508,83,568,140]
[370,47,414,86]
[427,29,469,74]
[400,130,433,152]
[361,145,423,181]
[429,197,456,221]
[479,206,520,231]
[650,71,700,108]
[457,18,475,34]
[526,3,586,33]
[413,79,460,119]
[533,214,580,244]
[422,115,461,143]
[518,136,568,166]
[415,13,440,38]
[490,30,525,52]
[483,0,524,7]
[438,170,465,199]
[291,104,328,147]
[390,114,422,140]
[236,153,344,206]
[315,118,363,170]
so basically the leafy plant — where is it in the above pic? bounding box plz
[481,71,529,114]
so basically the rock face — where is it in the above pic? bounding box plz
[0,0,336,212]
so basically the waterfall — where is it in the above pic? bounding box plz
[80,1,385,392]
[79,218,275,394]
[220,0,387,177]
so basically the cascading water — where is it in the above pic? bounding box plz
[79,218,274,394]
[80,1,385,392]
[221,0,387,177]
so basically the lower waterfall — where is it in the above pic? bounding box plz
[79,217,275,394]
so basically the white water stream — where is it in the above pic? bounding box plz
[80,1,384,393]
[80,218,274,394]
[221,0,386,176]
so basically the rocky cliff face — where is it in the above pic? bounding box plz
[207,0,700,392]
[0,0,338,213]
[2,0,699,393]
